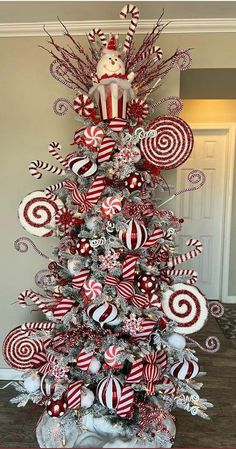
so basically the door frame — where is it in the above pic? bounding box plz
[184,123,236,303]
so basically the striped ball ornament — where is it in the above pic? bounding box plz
[119,219,147,250]
[87,302,118,326]
[170,358,199,380]
[68,156,97,177]
[96,375,122,410]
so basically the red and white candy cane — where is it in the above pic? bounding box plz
[142,227,164,249]
[29,160,65,179]
[48,142,69,168]
[166,268,198,285]
[97,137,116,164]
[126,358,144,383]
[67,380,83,409]
[21,322,55,336]
[45,181,65,200]
[141,46,163,61]
[120,4,140,52]
[18,290,49,314]
[168,239,203,268]
[54,298,76,320]
[87,28,107,47]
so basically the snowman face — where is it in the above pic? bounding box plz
[97,52,125,79]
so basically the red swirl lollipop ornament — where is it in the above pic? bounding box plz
[140,116,194,170]
[3,326,45,370]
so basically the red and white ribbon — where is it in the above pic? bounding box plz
[67,380,83,409]
[65,176,106,212]
[48,142,69,167]
[116,384,134,418]
[71,269,90,290]
[168,239,203,268]
[54,298,76,320]
[29,160,65,179]
[126,358,143,383]
[97,137,115,163]
[120,4,140,52]
[142,227,164,248]
[122,254,139,281]
[87,27,107,46]
[77,348,94,371]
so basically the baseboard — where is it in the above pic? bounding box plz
[222,296,236,304]
[0,368,22,380]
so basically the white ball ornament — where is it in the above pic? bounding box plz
[81,388,95,408]
[88,357,101,374]
[132,146,141,163]
[86,216,98,231]
[167,333,186,350]
[23,372,41,393]
[67,258,81,276]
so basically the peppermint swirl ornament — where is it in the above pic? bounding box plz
[104,345,124,368]
[87,302,118,326]
[73,94,95,117]
[3,326,44,370]
[83,279,102,300]
[101,197,122,217]
[140,116,194,170]
[84,126,104,147]
[97,375,122,409]
[68,156,97,177]
[162,283,208,334]
[18,191,64,237]
[170,358,199,380]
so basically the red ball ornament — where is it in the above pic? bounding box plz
[76,238,93,256]
[46,397,68,417]
[170,359,199,380]
[96,375,122,410]
[137,273,158,294]
[124,172,144,192]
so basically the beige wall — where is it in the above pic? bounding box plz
[1,30,236,369]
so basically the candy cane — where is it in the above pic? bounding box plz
[168,239,203,269]
[141,46,163,61]
[87,28,107,47]
[29,160,65,179]
[21,322,55,336]
[165,269,198,285]
[120,4,140,52]
[48,142,69,168]
[45,181,65,200]
[18,290,50,313]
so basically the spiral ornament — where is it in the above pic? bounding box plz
[140,116,193,170]
[162,283,208,334]
[2,326,44,370]
[18,191,64,237]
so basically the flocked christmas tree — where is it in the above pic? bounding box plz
[2,4,224,448]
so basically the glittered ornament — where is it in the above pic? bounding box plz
[167,333,186,350]
[88,357,101,374]
[97,375,122,410]
[137,273,158,294]
[81,387,95,408]
[124,172,144,192]
[23,372,41,393]
[76,238,93,256]
[47,397,68,417]
[67,259,81,276]
[86,216,98,231]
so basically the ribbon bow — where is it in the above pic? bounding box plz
[64,176,106,212]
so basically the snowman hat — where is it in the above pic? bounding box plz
[102,34,120,55]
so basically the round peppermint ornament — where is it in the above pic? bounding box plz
[18,191,63,237]
[68,156,97,177]
[119,219,147,250]
[170,358,199,380]
[97,375,122,410]
[140,116,194,170]
[104,345,124,369]
[162,283,208,334]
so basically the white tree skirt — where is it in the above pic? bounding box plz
[36,412,176,448]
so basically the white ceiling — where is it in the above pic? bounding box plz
[0,1,236,23]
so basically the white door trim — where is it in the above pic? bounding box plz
[189,122,236,303]
[0,368,22,380]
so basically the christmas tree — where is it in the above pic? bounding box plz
[2,4,224,448]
